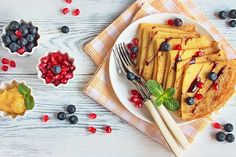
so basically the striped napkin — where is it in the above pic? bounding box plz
[83,0,236,149]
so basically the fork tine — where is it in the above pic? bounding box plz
[118,43,131,66]
[121,42,132,65]
[114,46,127,75]
[117,44,129,67]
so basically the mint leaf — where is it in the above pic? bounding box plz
[18,83,31,96]
[25,95,35,110]
[163,98,180,111]
[163,88,175,98]
[154,95,164,107]
[147,80,164,97]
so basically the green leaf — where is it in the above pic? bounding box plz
[163,88,175,98]
[163,98,180,111]
[147,80,164,97]
[25,95,35,110]
[154,95,163,107]
[18,83,31,96]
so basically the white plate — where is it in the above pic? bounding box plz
[109,13,216,124]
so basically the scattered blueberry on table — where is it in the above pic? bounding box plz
[61,26,70,34]
[215,132,226,142]
[217,9,236,27]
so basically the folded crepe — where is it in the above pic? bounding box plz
[181,59,236,120]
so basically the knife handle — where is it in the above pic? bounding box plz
[144,99,182,157]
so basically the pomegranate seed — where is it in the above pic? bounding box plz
[197,82,204,88]
[46,71,53,77]
[213,122,221,129]
[195,93,203,100]
[41,56,49,63]
[61,78,68,84]
[17,47,25,55]
[15,30,22,38]
[196,51,204,57]
[62,8,70,15]
[45,77,52,84]
[127,43,133,50]
[65,0,72,4]
[167,19,174,26]
[55,74,63,80]
[131,89,139,96]
[138,94,144,101]
[130,53,136,60]
[1,58,9,64]
[132,38,139,46]
[175,54,182,62]
[61,69,67,75]
[130,96,142,103]
[42,115,49,122]
[53,80,60,86]
[9,60,16,68]
[104,126,112,133]
[70,65,76,71]
[72,9,80,16]
[88,126,96,134]
[1,65,8,71]
[174,44,182,50]
[65,73,73,79]
[88,113,97,120]
[134,102,143,108]
[213,83,219,90]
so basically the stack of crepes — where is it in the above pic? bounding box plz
[83,0,236,149]
[137,23,236,121]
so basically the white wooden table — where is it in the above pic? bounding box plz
[0,0,235,157]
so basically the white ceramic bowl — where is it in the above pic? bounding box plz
[0,80,34,119]
[0,19,40,57]
[37,51,76,88]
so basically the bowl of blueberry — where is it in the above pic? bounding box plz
[1,19,40,56]
[37,51,76,87]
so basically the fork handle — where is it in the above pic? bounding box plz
[144,99,182,157]
[150,96,190,150]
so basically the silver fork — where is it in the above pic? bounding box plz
[113,44,183,157]
[116,42,190,150]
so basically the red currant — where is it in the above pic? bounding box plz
[65,0,72,4]
[9,60,16,68]
[104,126,112,133]
[1,65,8,71]
[132,38,139,46]
[197,82,204,89]
[130,53,136,60]
[72,9,80,16]
[1,58,9,64]
[134,102,143,108]
[62,8,70,15]
[88,113,97,120]
[167,19,174,26]
[131,89,139,96]
[42,115,49,122]
[130,96,142,103]
[88,126,96,134]
[15,30,22,38]
[174,44,182,50]
[196,51,204,57]
[195,93,203,100]
[213,83,219,90]
[127,43,133,50]
[213,122,221,129]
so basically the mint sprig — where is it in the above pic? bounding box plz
[18,83,35,110]
[147,80,180,111]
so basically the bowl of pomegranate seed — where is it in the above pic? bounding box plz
[37,51,76,87]
[1,19,40,57]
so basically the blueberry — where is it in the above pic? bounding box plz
[68,115,78,124]
[19,25,29,36]
[126,71,136,81]
[67,105,76,114]
[29,26,38,35]
[9,42,20,52]
[61,26,69,33]
[215,132,225,142]
[57,112,66,120]
[9,21,20,30]
[131,46,139,54]
[27,42,35,52]
[52,65,62,74]
[160,42,170,51]
[224,123,234,132]
[26,34,35,42]
[10,33,18,42]
[229,9,236,19]
[1,35,12,46]
[218,11,227,19]
[229,20,236,28]
[6,29,13,35]
[208,72,218,81]
[226,133,235,143]
[17,37,28,46]
[173,18,183,27]
[186,97,195,105]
